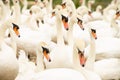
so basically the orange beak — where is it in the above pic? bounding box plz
[43,51,51,62]
[79,53,86,67]
[13,27,20,37]
[92,32,97,39]
[78,23,84,30]
[63,21,69,30]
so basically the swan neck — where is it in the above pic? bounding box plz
[82,0,86,6]
[49,0,53,12]
[73,44,83,69]
[9,28,17,55]
[88,1,92,11]
[85,32,96,71]
[22,0,28,13]
[56,14,64,45]
[36,48,45,72]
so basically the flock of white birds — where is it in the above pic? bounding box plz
[0,0,120,80]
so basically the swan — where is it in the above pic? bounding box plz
[103,0,117,22]
[0,0,10,22]
[83,14,120,61]
[16,46,98,80]
[20,0,28,14]
[11,0,21,25]
[15,17,101,80]
[94,37,120,60]
[83,31,120,80]
[84,28,97,71]
[43,8,101,80]
[15,41,52,80]
[94,58,120,80]
[85,10,120,38]
[0,21,19,80]
[91,5,103,20]
[77,0,88,16]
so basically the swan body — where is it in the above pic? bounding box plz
[0,42,19,80]
[91,5,103,20]
[44,8,101,80]
[95,37,120,60]
[0,21,19,80]
[94,58,120,80]
[11,0,21,24]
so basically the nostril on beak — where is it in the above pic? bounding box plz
[82,28,84,30]
[95,37,97,39]
[49,59,51,62]
[66,28,69,31]
[18,35,20,37]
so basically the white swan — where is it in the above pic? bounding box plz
[0,21,19,80]
[84,28,97,71]
[85,10,120,38]
[15,41,52,80]
[15,21,100,80]
[11,0,21,25]
[103,0,117,22]
[77,0,89,16]
[44,8,101,80]
[91,5,103,20]
[0,0,10,22]
[20,0,28,14]
[94,37,120,60]
[94,58,120,80]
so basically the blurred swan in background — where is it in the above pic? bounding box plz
[0,21,19,80]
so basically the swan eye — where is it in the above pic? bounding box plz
[15,1,17,3]
[91,29,96,33]
[78,49,84,54]
[29,10,32,15]
[42,46,50,54]
[77,18,82,23]
[116,11,120,15]
[61,15,68,22]
[12,23,19,29]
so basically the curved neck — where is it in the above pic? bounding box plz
[49,0,53,12]
[0,1,8,21]
[72,44,88,80]
[111,17,119,37]
[22,0,28,13]
[36,47,45,72]
[81,0,86,6]
[67,14,76,47]
[73,44,83,69]
[56,13,64,45]
[0,22,9,38]
[88,1,92,11]
[0,22,8,49]
[12,0,21,24]
[85,31,96,71]
[9,27,17,55]
[0,22,17,56]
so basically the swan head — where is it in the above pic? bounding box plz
[77,17,84,30]
[61,2,66,9]
[61,14,69,30]
[40,42,51,62]
[13,0,19,4]
[42,46,51,62]
[115,10,120,19]
[12,23,20,37]
[91,29,97,39]
[54,7,69,30]
[88,0,95,5]
[96,5,102,11]
[78,49,86,67]
[2,0,9,4]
